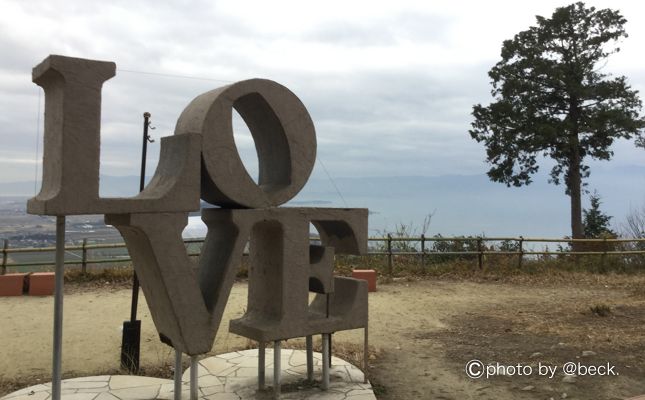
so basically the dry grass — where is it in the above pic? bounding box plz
[62,252,645,290]
[337,253,645,287]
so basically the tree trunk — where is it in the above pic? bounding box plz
[568,97,584,243]
[568,134,584,255]
[568,165,584,254]
[569,158,583,240]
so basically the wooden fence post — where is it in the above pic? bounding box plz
[387,234,393,278]
[82,238,88,273]
[477,238,483,270]
[421,234,425,268]
[1,239,7,275]
[601,237,607,271]
[518,236,524,268]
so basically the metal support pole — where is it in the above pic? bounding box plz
[477,238,483,270]
[258,342,266,390]
[518,236,524,269]
[305,335,313,382]
[325,294,332,368]
[174,349,182,400]
[363,326,369,384]
[52,216,65,400]
[190,356,198,400]
[322,333,330,390]
[273,341,281,398]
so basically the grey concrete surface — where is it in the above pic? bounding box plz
[28,55,201,216]
[174,79,316,209]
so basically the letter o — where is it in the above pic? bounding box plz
[175,79,316,208]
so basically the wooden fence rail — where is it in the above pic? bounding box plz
[2,236,644,276]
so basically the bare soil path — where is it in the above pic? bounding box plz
[2,276,645,400]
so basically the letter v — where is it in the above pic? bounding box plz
[105,212,248,355]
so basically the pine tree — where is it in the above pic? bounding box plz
[583,192,615,238]
[470,2,645,240]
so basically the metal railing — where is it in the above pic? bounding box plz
[2,236,644,276]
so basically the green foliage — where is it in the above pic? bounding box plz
[496,239,520,252]
[583,192,615,238]
[470,2,645,238]
[431,235,479,262]
[373,214,433,253]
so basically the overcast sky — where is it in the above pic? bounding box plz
[1,0,644,188]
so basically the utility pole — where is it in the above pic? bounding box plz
[120,112,154,373]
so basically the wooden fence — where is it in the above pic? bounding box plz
[2,236,645,276]
[370,235,645,276]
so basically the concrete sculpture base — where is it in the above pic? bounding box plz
[1,349,375,400]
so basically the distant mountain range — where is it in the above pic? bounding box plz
[2,167,643,237]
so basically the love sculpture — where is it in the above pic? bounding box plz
[28,55,369,399]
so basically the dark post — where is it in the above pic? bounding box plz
[518,236,524,269]
[420,234,425,267]
[387,234,393,278]
[328,333,333,366]
[477,238,483,270]
[1,239,7,275]
[121,112,153,373]
[601,237,608,271]
[81,238,88,274]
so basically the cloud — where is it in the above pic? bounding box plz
[0,0,644,188]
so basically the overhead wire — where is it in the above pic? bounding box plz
[118,68,233,84]
[316,155,348,207]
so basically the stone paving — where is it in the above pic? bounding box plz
[0,376,180,400]
[1,349,375,400]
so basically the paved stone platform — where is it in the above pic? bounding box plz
[0,376,179,400]
[1,349,375,400]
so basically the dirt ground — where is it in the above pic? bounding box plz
[2,275,645,400]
